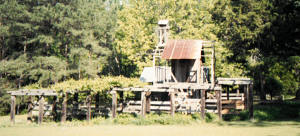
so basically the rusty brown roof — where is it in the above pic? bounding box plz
[161,40,203,59]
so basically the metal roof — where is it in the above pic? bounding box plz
[161,40,203,59]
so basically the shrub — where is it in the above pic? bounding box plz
[205,112,218,122]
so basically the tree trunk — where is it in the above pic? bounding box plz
[259,71,266,100]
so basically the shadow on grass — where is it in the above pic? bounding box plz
[219,101,300,128]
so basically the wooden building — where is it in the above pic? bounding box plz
[113,20,253,120]
[8,20,253,124]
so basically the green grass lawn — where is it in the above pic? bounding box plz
[0,115,300,136]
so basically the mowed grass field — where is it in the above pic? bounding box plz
[0,115,300,136]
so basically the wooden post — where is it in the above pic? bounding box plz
[170,91,175,117]
[211,44,215,86]
[244,85,248,110]
[201,90,206,119]
[216,90,222,120]
[86,94,91,122]
[27,96,33,122]
[74,92,79,115]
[111,91,117,118]
[61,92,67,123]
[227,86,230,100]
[95,92,100,114]
[146,91,151,113]
[52,96,57,121]
[10,95,16,124]
[38,96,44,125]
[120,91,124,112]
[197,58,201,84]
[249,84,254,119]
[141,91,146,117]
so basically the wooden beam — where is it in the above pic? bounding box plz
[244,85,248,110]
[249,84,254,119]
[201,90,206,119]
[170,91,175,117]
[217,80,252,85]
[61,93,67,123]
[38,96,44,125]
[86,94,91,122]
[10,95,16,124]
[8,89,57,96]
[227,86,230,100]
[197,58,201,84]
[95,92,100,114]
[111,91,117,118]
[27,96,33,122]
[52,96,57,121]
[141,91,146,117]
[216,90,222,120]
[146,92,151,113]
[211,44,215,86]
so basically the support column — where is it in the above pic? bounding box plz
[227,86,230,100]
[244,85,248,110]
[95,92,100,114]
[86,94,91,122]
[38,95,44,125]
[52,96,57,121]
[61,92,67,123]
[216,90,222,120]
[211,44,215,86]
[146,91,151,113]
[201,90,206,119]
[111,91,117,118]
[141,91,146,117]
[74,92,79,115]
[120,91,124,111]
[27,96,33,122]
[249,84,254,119]
[10,95,16,124]
[170,91,175,117]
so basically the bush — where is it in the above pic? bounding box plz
[205,112,218,122]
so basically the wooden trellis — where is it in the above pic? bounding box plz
[8,89,57,124]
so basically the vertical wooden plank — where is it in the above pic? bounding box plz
[244,85,248,110]
[27,96,33,122]
[216,90,222,120]
[10,95,16,124]
[38,96,44,125]
[201,90,206,119]
[52,96,57,121]
[197,58,201,84]
[61,93,67,123]
[95,92,100,114]
[249,84,254,119]
[211,43,215,85]
[227,86,230,100]
[120,91,124,112]
[244,85,249,110]
[141,91,146,117]
[111,91,117,118]
[146,91,151,113]
[74,92,79,115]
[170,91,175,117]
[86,94,91,122]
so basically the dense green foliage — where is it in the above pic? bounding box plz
[0,0,299,115]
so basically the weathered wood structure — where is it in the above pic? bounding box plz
[8,89,57,124]
[8,20,253,124]
[8,89,102,124]
[112,20,253,119]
